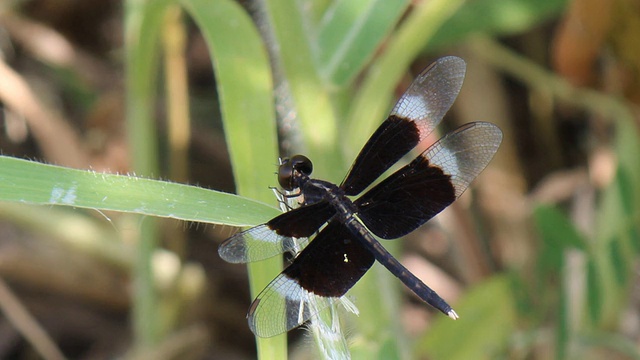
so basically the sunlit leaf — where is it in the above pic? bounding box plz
[181,0,286,357]
[315,0,410,86]
[0,156,279,226]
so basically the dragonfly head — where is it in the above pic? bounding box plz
[278,154,313,191]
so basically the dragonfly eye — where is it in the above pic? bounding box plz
[278,155,313,190]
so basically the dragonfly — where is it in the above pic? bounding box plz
[219,56,503,338]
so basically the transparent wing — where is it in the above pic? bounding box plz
[218,201,335,263]
[248,273,338,337]
[357,122,502,239]
[341,56,467,195]
[247,221,375,337]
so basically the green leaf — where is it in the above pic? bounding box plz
[0,156,279,226]
[125,0,171,175]
[315,0,410,86]
[534,205,588,251]
[613,109,640,211]
[586,258,603,324]
[261,0,343,180]
[614,166,640,252]
[427,0,569,49]
[608,238,628,286]
[181,0,278,202]
[557,265,569,360]
[416,275,517,360]
[180,0,286,357]
[615,167,635,216]
[125,0,175,346]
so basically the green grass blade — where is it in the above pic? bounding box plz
[181,0,286,357]
[0,156,279,226]
[124,0,173,347]
[316,0,410,86]
[181,0,278,200]
[125,0,170,176]
[428,0,569,49]
[586,258,603,324]
[260,0,342,180]
[534,205,588,251]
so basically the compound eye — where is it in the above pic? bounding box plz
[290,155,312,176]
[278,158,294,190]
[277,155,313,190]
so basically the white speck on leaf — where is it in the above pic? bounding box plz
[50,182,78,205]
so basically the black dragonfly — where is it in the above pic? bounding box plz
[219,56,503,338]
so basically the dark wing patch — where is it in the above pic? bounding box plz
[341,56,467,196]
[247,221,375,337]
[356,122,502,239]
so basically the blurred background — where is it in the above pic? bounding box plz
[0,0,639,359]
